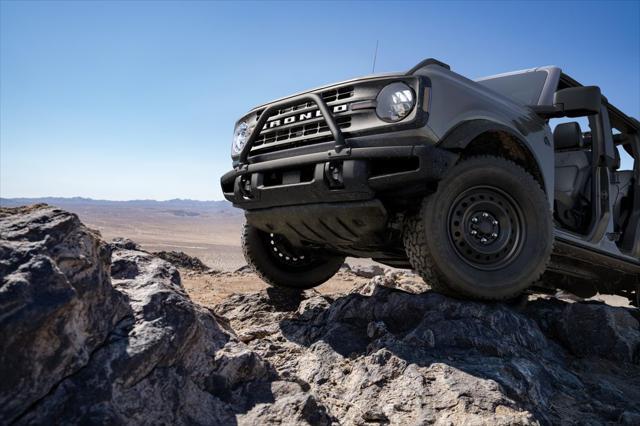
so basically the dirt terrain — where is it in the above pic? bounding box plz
[0,197,399,303]
[181,269,370,306]
[0,197,383,273]
[0,197,632,308]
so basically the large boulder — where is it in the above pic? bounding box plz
[216,285,640,425]
[0,205,327,425]
[0,205,128,422]
[152,250,211,272]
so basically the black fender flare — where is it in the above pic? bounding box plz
[438,119,529,151]
[436,119,548,195]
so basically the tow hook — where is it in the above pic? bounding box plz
[324,161,344,188]
[239,174,253,199]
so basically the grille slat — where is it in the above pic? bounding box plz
[253,116,351,148]
[251,86,354,153]
[257,86,354,119]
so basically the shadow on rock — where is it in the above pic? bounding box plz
[0,205,333,425]
[217,281,640,425]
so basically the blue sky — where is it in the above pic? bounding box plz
[1,0,638,200]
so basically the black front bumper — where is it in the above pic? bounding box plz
[220,143,456,210]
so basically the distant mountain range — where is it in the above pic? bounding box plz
[1,197,229,207]
[0,197,240,216]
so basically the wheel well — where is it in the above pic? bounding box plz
[459,130,546,192]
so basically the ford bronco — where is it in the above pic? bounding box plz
[221,59,640,305]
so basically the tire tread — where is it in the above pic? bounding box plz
[403,155,553,300]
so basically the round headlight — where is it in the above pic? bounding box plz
[375,82,415,122]
[232,122,252,155]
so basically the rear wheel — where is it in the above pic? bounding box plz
[403,156,553,300]
[242,222,345,289]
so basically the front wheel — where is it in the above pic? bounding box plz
[242,223,345,289]
[403,156,553,300]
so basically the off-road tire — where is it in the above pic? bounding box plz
[403,155,553,300]
[242,222,345,289]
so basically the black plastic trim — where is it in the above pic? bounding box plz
[238,93,346,166]
[221,144,457,210]
[406,58,451,75]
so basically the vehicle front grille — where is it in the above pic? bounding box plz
[256,86,354,119]
[250,86,355,154]
[253,116,351,148]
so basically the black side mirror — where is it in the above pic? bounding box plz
[553,86,601,117]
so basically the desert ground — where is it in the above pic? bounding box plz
[0,198,382,301]
[0,197,632,308]
[180,268,372,306]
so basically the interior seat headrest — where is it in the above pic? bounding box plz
[554,122,584,150]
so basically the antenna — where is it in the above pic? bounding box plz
[371,40,379,73]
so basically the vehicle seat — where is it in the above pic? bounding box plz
[610,147,634,233]
[554,122,592,232]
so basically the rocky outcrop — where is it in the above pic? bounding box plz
[0,205,327,425]
[1,204,639,425]
[153,250,211,272]
[0,205,128,423]
[217,285,640,425]
[347,264,385,279]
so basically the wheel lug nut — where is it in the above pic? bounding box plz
[471,217,478,223]
[491,233,498,238]
[482,212,489,218]
[481,238,487,243]
[471,230,477,235]
[492,220,498,225]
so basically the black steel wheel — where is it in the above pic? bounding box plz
[265,232,318,269]
[404,155,553,300]
[448,186,525,270]
[242,222,345,289]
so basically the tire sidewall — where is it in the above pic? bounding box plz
[423,157,553,298]
[243,224,345,289]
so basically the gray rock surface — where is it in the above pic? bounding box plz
[2,204,639,425]
[217,285,640,425]
[0,205,128,423]
[153,250,212,272]
[0,205,326,425]
[349,264,385,279]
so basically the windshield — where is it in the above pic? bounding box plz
[476,71,548,105]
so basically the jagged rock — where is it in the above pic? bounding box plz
[559,303,639,362]
[153,250,211,271]
[340,263,352,271]
[349,264,385,278]
[216,282,640,425]
[351,270,431,295]
[0,205,129,423]
[234,264,253,274]
[525,298,640,363]
[0,205,326,425]
[3,205,639,425]
[110,237,141,251]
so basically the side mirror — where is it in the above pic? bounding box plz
[553,86,601,117]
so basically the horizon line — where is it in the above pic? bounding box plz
[0,196,229,203]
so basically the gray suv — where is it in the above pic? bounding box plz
[221,59,639,305]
